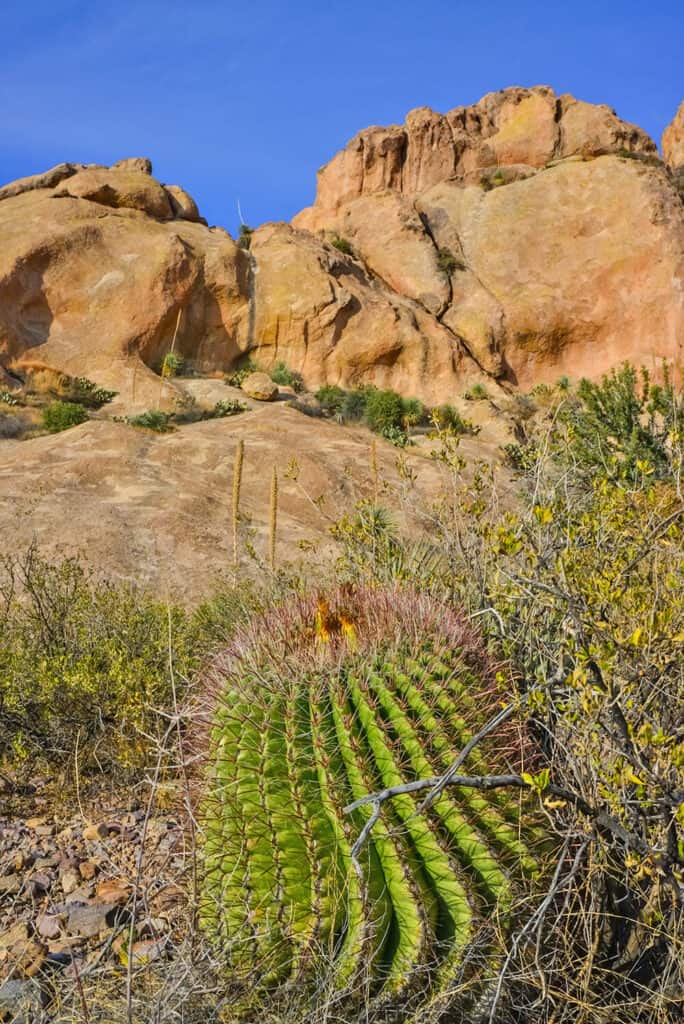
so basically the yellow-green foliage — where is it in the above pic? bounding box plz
[0,549,198,773]
[199,588,541,1017]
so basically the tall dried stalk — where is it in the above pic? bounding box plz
[269,466,278,572]
[158,307,183,409]
[232,439,245,571]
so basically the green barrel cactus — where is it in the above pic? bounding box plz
[199,586,542,1018]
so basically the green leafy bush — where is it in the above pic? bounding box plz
[381,424,411,447]
[227,357,259,388]
[401,396,426,427]
[125,409,173,432]
[555,363,682,482]
[211,398,248,417]
[160,351,184,378]
[237,223,253,250]
[341,387,369,421]
[330,235,354,255]
[269,361,304,392]
[0,549,198,774]
[42,401,89,433]
[363,388,405,433]
[431,404,471,434]
[463,383,488,401]
[67,377,117,408]
[315,385,347,417]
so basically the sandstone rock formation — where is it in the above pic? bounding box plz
[295,86,657,224]
[241,371,278,401]
[0,87,683,409]
[663,101,684,171]
[295,86,684,387]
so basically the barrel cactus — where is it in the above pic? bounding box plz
[199,586,542,1019]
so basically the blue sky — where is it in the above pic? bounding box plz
[1,1,682,233]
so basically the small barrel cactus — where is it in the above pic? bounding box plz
[198,586,541,1018]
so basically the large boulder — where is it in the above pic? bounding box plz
[241,371,278,401]
[294,87,683,386]
[0,165,250,410]
[54,166,174,219]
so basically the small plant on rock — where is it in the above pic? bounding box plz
[227,357,259,388]
[436,249,461,274]
[237,223,253,250]
[363,388,405,434]
[463,383,488,401]
[68,376,117,408]
[125,409,173,432]
[212,399,248,418]
[270,361,304,393]
[160,352,184,378]
[330,234,354,256]
[42,401,89,433]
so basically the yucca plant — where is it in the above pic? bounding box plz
[198,587,543,1019]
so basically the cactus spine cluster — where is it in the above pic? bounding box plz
[199,587,541,1018]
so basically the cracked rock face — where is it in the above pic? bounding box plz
[663,101,684,172]
[294,86,684,388]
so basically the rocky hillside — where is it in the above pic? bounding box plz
[1,85,682,408]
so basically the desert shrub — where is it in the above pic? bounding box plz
[66,376,117,407]
[160,351,184,378]
[431,403,472,434]
[211,398,248,418]
[0,548,199,774]
[226,357,259,388]
[401,396,426,428]
[269,360,304,392]
[237,223,253,250]
[315,384,347,417]
[463,383,488,401]
[380,423,411,446]
[41,400,89,433]
[341,387,369,421]
[363,387,405,433]
[199,585,541,1018]
[330,234,354,255]
[502,440,540,472]
[0,389,18,406]
[554,362,683,482]
[125,409,173,432]
[345,381,684,1023]
[286,398,324,419]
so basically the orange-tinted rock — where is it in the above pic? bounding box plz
[112,157,153,175]
[164,184,202,222]
[663,100,684,170]
[294,86,657,228]
[55,166,174,219]
[241,371,278,401]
